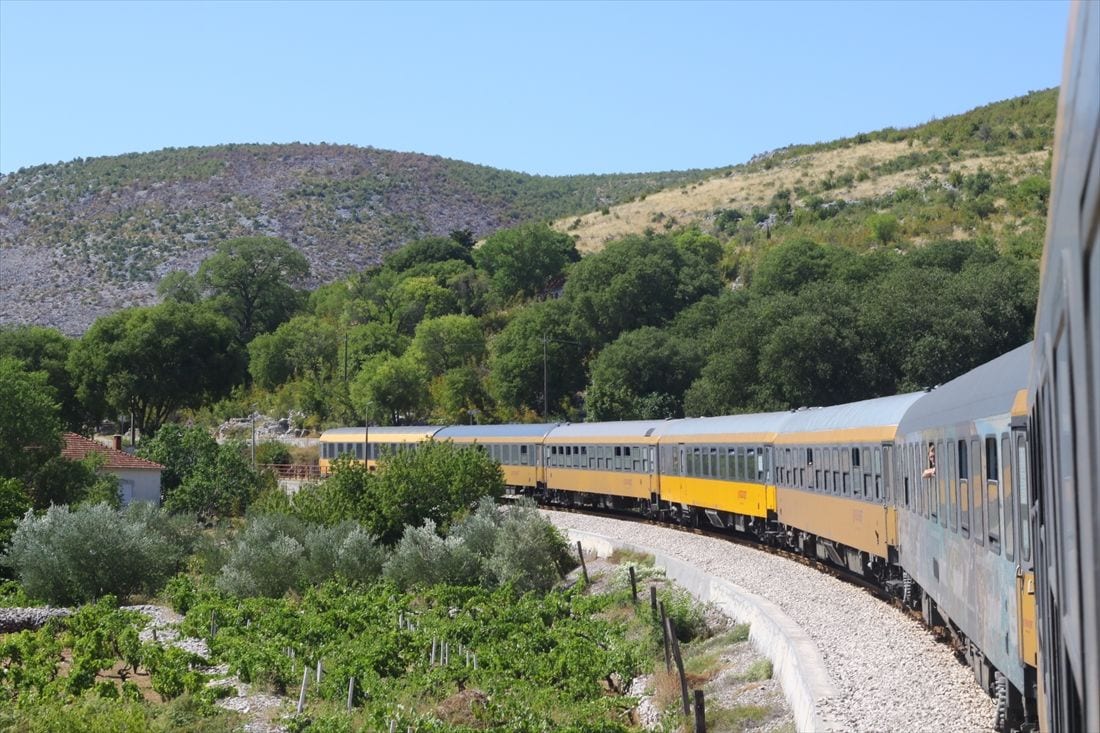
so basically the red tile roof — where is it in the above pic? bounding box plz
[61,433,164,471]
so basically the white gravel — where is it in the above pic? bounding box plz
[545,510,996,733]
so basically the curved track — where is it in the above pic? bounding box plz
[542,507,997,732]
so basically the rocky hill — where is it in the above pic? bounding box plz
[0,144,712,334]
[0,89,1057,335]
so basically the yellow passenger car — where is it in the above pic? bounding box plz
[542,421,664,506]
[654,412,788,533]
[318,426,442,473]
[772,393,922,566]
[434,424,558,491]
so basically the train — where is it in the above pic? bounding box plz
[319,3,1097,730]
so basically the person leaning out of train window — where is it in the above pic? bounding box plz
[921,443,936,479]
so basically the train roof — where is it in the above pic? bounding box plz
[435,424,559,440]
[545,420,673,443]
[898,342,1032,435]
[320,426,443,442]
[774,392,925,444]
[654,412,791,442]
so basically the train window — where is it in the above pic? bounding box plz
[1015,432,1031,562]
[520,444,529,466]
[613,446,622,471]
[764,447,773,482]
[986,437,1001,553]
[840,449,850,495]
[925,441,935,519]
[634,446,643,473]
[958,441,969,537]
[945,444,955,530]
[883,445,893,504]
[707,447,717,478]
[937,440,947,526]
[873,448,882,500]
[725,448,736,482]
[1001,434,1013,560]
[970,439,984,545]
[642,447,650,473]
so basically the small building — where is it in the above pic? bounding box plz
[61,433,164,506]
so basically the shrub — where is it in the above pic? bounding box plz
[382,520,483,589]
[215,515,305,598]
[2,503,191,604]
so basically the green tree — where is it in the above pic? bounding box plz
[163,441,259,520]
[155,270,201,304]
[248,315,339,391]
[2,503,193,605]
[382,235,474,273]
[136,424,219,495]
[409,314,485,377]
[867,213,900,245]
[0,477,31,555]
[68,303,244,434]
[196,236,310,345]
[473,222,579,303]
[0,357,61,481]
[0,326,82,430]
[430,365,492,425]
[565,233,720,348]
[586,327,702,420]
[751,238,833,295]
[351,353,431,425]
[29,454,120,510]
[362,440,504,544]
[488,299,586,418]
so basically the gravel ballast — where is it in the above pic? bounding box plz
[545,510,996,733]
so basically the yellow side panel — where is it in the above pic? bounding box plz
[1017,571,1038,668]
[885,507,898,545]
[660,476,769,518]
[501,465,538,489]
[775,488,891,558]
[766,485,777,513]
[547,468,650,499]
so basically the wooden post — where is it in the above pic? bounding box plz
[576,541,589,584]
[669,619,690,715]
[347,677,355,711]
[659,601,671,672]
[629,565,638,603]
[694,689,706,732]
[296,666,309,714]
[316,658,322,684]
[650,585,658,613]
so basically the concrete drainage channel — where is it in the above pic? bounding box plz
[567,528,841,733]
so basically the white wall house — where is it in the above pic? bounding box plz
[61,433,164,505]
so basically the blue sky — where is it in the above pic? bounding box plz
[0,0,1071,176]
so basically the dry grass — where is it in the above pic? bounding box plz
[553,139,1050,253]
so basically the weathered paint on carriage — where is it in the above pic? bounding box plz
[775,487,892,558]
[659,475,771,518]
[899,507,1024,691]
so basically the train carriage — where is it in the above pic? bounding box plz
[541,421,664,508]
[318,426,442,474]
[653,412,788,533]
[896,343,1036,728]
[772,393,922,572]
[433,423,558,492]
[1029,1,1099,729]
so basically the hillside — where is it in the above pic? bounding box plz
[555,90,1057,254]
[0,144,712,334]
[0,90,1056,335]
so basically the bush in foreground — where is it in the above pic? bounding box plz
[2,503,195,605]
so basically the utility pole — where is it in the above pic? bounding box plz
[251,410,256,469]
[542,336,549,419]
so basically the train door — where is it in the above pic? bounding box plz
[1013,427,1038,669]
[536,444,545,488]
